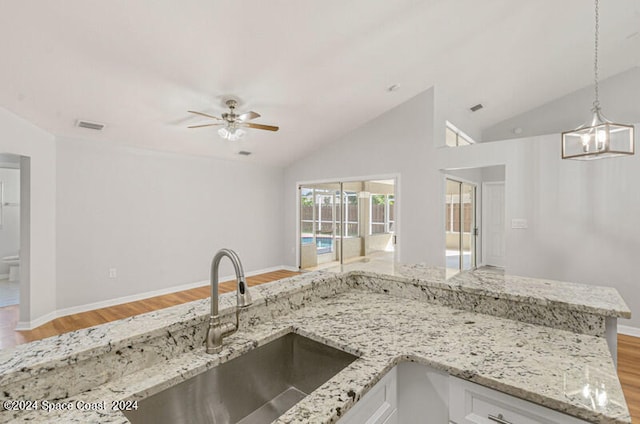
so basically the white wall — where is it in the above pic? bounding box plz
[0,167,20,275]
[481,165,505,182]
[438,131,640,329]
[283,88,441,266]
[0,106,56,325]
[482,67,640,141]
[56,137,285,309]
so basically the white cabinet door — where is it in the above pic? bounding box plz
[397,362,449,423]
[382,408,397,424]
[449,377,589,424]
[339,367,397,424]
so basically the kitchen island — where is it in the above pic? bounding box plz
[0,265,631,423]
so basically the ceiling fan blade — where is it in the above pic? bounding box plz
[187,110,222,120]
[188,123,224,128]
[245,122,279,132]
[237,111,261,121]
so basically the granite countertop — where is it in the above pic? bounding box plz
[0,267,631,424]
[328,263,631,319]
[397,264,631,318]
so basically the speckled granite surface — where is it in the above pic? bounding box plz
[347,270,609,336]
[322,261,630,320]
[0,268,631,423]
[0,272,346,403]
[396,264,631,318]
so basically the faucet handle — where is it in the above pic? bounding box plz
[205,316,236,354]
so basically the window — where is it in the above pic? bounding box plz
[445,122,475,147]
[445,191,473,233]
[301,188,361,254]
[445,192,459,232]
[316,190,336,253]
[370,194,395,235]
[343,191,359,238]
[299,188,336,253]
[300,188,314,245]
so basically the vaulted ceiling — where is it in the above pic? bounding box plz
[1,0,639,166]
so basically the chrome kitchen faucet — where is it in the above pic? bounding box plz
[205,248,252,353]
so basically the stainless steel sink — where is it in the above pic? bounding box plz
[124,333,358,424]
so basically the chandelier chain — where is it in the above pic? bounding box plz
[593,0,600,111]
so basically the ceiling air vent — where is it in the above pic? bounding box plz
[238,151,252,156]
[470,104,483,112]
[76,120,106,131]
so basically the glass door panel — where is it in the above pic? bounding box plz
[445,179,462,273]
[445,178,476,276]
[299,186,316,269]
[299,183,341,269]
[461,183,476,271]
[315,190,335,254]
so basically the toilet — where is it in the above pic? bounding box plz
[2,255,19,282]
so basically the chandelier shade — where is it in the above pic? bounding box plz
[561,110,634,160]
[561,0,635,160]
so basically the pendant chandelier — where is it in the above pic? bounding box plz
[561,0,635,160]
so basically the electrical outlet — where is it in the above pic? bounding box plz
[108,268,117,278]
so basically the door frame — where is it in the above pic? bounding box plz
[0,154,32,329]
[295,173,400,269]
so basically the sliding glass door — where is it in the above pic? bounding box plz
[299,179,396,270]
[445,178,476,274]
[299,183,342,269]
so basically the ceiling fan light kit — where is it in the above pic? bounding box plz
[188,98,279,141]
[218,126,246,141]
[561,0,634,160]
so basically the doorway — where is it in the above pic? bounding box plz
[445,178,476,275]
[0,154,21,308]
[298,179,396,271]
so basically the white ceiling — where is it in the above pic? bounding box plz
[1,0,639,166]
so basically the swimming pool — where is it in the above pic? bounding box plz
[302,236,333,254]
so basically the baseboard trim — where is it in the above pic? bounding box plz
[16,311,57,331]
[618,324,640,338]
[54,280,212,320]
[275,265,299,273]
[16,265,299,330]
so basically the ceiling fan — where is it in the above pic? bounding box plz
[188,99,279,141]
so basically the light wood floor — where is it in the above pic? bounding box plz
[618,334,640,422]
[0,271,638,421]
[0,270,298,349]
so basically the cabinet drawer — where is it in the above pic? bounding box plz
[449,377,589,424]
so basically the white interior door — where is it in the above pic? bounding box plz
[482,182,505,267]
